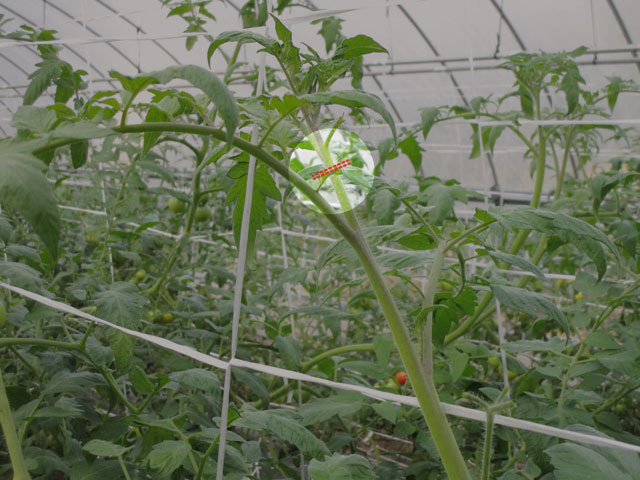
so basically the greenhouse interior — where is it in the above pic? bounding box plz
[0,0,639,479]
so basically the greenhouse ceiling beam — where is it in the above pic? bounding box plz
[44,0,141,73]
[362,45,640,68]
[361,58,640,76]
[0,4,116,88]
[92,0,183,66]
[364,65,404,122]
[397,4,500,188]
[605,0,640,76]
[486,0,557,111]
[487,0,526,51]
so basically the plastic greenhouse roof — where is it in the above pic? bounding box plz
[0,0,639,194]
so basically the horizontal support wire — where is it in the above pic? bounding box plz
[1,280,639,454]
[56,204,634,311]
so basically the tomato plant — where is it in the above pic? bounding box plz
[0,4,639,480]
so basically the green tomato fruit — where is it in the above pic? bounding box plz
[168,197,186,214]
[135,269,147,281]
[383,378,401,392]
[0,301,6,328]
[440,281,454,292]
[194,207,211,223]
[488,356,500,367]
[198,193,210,206]
[161,312,173,323]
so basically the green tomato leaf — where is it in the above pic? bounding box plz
[95,282,145,370]
[232,367,269,405]
[398,134,424,173]
[145,440,191,476]
[238,408,330,459]
[486,250,547,281]
[70,140,88,168]
[148,65,239,143]
[492,284,569,335]
[420,107,440,140]
[300,391,365,426]
[302,90,397,145]
[275,335,302,370]
[207,31,278,66]
[372,189,400,225]
[559,63,585,114]
[0,151,60,260]
[83,439,130,458]
[372,402,400,423]
[489,206,618,280]
[0,261,43,292]
[24,55,67,106]
[170,368,220,396]
[337,35,388,59]
[226,163,281,266]
[308,453,376,480]
[545,443,633,480]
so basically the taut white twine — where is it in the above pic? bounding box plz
[1,281,640,454]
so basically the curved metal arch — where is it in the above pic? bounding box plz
[487,0,581,180]
[605,0,640,76]
[44,1,140,72]
[0,3,116,87]
[397,4,500,188]
[92,0,183,66]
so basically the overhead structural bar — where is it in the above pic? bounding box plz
[605,0,640,76]
[93,0,183,66]
[360,58,640,76]
[396,3,500,187]
[363,45,640,68]
[0,4,117,89]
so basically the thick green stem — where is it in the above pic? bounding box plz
[421,245,445,374]
[555,127,576,199]
[34,121,471,479]
[0,372,32,480]
[480,410,495,480]
[345,223,471,479]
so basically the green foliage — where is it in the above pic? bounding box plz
[308,453,376,479]
[149,65,239,142]
[0,8,639,480]
[300,391,365,425]
[489,206,618,279]
[492,284,569,335]
[226,161,281,264]
[0,149,60,259]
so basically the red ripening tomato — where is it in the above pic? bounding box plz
[395,371,408,385]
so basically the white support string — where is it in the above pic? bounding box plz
[277,184,306,478]
[81,0,114,283]
[215,25,268,478]
[2,280,639,455]
[495,298,510,393]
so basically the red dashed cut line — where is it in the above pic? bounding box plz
[311,159,351,180]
